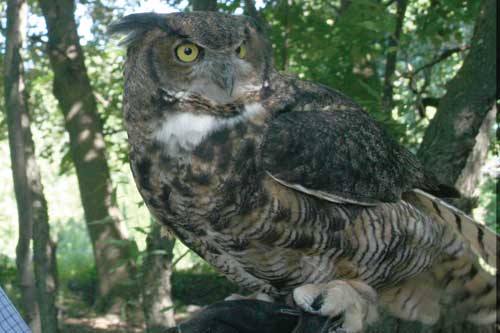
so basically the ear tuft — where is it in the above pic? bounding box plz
[108,12,171,46]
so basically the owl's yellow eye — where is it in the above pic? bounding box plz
[236,43,247,59]
[175,43,200,63]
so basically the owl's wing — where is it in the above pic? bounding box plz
[261,109,428,206]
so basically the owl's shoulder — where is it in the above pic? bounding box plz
[270,73,361,113]
[262,76,440,204]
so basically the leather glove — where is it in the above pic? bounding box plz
[163,300,330,333]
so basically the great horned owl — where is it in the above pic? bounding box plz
[110,12,497,332]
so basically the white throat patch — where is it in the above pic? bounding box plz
[154,102,265,156]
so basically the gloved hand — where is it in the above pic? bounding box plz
[163,300,329,333]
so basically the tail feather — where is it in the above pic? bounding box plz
[405,189,498,270]
[396,189,497,326]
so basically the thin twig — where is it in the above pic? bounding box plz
[172,249,192,268]
[403,45,469,78]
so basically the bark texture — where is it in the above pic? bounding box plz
[4,0,58,332]
[417,0,496,198]
[33,209,59,333]
[37,0,133,312]
[142,223,176,333]
[451,107,496,212]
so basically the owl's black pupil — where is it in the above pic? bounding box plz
[184,47,193,55]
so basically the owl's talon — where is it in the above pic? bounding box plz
[293,280,379,333]
[293,283,323,314]
[325,314,344,329]
[322,314,345,333]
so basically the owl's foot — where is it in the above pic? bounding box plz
[293,280,379,333]
[225,291,274,302]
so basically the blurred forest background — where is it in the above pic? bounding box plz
[0,0,497,332]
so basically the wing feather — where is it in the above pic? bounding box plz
[261,109,430,205]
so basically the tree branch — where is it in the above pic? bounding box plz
[191,0,217,11]
[244,0,267,30]
[244,0,259,19]
[421,97,440,108]
[384,0,398,7]
[381,0,408,111]
[281,0,292,72]
[403,45,469,79]
[403,45,468,118]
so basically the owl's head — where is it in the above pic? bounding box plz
[110,12,272,105]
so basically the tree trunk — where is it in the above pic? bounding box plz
[142,222,176,333]
[451,106,496,212]
[417,0,496,208]
[244,0,263,23]
[243,0,269,42]
[37,0,134,312]
[338,0,352,15]
[33,224,59,333]
[281,0,292,72]
[4,0,58,332]
[5,2,41,330]
[191,0,217,11]
[381,0,408,112]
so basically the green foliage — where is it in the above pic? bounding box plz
[476,176,498,233]
[0,255,19,305]
[56,218,98,304]
[263,0,399,133]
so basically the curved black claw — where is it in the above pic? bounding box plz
[321,313,345,333]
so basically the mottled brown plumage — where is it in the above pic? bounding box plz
[110,12,497,332]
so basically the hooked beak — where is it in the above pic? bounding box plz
[212,62,235,97]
